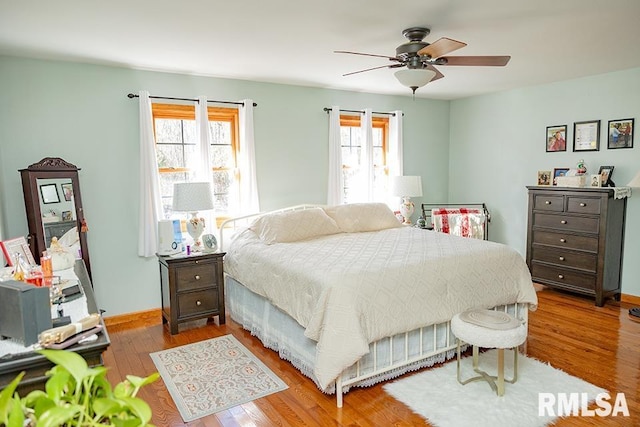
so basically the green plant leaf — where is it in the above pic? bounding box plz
[7,395,24,427]
[37,349,89,384]
[37,404,83,427]
[92,397,124,419]
[126,372,160,390]
[44,369,71,402]
[120,396,153,425]
[0,371,23,424]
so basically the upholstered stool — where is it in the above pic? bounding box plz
[451,309,527,396]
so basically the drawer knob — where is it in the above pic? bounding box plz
[559,256,565,261]
[560,220,567,224]
[195,260,199,264]
[558,274,564,279]
[545,200,551,205]
[195,275,201,280]
[560,238,566,243]
[196,300,202,306]
[579,203,586,207]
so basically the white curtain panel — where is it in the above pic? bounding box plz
[195,96,212,181]
[327,106,343,205]
[238,99,260,214]
[360,108,374,202]
[388,110,404,176]
[137,90,163,257]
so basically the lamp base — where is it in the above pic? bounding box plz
[399,197,415,225]
[186,212,206,250]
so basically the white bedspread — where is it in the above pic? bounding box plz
[224,226,537,389]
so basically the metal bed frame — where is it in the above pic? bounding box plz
[421,202,491,240]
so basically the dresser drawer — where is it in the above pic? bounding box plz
[566,197,601,215]
[531,246,597,272]
[531,263,596,290]
[175,262,217,291]
[533,213,599,233]
[178,288,219,318]
[532,230,598,252]
[533,194,564,212]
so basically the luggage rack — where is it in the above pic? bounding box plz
[420,203,491,240]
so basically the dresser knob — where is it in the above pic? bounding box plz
[545,201,551,205]
[560,220,567,224]
[560,238,566,243]
[559,256,565,261]
[195,275,201,280]
[558,274,564,279]
[580,203,586,207]
[195,260,199,264]
[196,300,202,306]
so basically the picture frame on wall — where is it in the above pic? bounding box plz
[552,168,570,185]
[537,170,552,186]
[39,183,60,204]
[573,120,600,152]
[607,118,634,149]
[61,182,74,201]
[546,125,567,152]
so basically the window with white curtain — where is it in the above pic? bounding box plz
[340,114,389,203]
[152,103,238,218]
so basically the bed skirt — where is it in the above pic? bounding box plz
[225,275,529,406]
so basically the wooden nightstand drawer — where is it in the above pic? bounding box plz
[533,213,599,233]
[178,289,219,318]
[533,194,564,212]
[567,197,601,214]
[531,263,596,290]
[532,230,598,252]
[176,262,217,292]
[531,246,596,272]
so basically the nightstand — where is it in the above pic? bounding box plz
[158,251,225,334]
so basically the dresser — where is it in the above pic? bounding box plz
[158,252,225,334]
[525,186,627,306]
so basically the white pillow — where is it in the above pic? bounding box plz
[324,203,401,233]
[249,207,341,244]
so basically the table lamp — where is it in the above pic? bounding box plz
[627,171,640,320]
[390,176,423,224]
[172,182,214,251]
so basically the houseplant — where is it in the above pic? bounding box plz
[0,349,159,426]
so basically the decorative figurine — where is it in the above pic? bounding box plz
[576,159,587,175]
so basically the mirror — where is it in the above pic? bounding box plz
[20,157,92,279]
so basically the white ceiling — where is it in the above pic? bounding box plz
[1,0,640,100]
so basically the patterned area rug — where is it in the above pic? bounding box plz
[150,334,288,422]
[383,349,607,427]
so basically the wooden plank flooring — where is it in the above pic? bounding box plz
[103,288,640,426]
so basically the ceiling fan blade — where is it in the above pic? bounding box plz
[343,63,402,76]
[440,56,511,66]
[418,37,467,58]
[426,64,445,81]
[334,50,399,61]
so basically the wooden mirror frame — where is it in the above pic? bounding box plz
[19,157,92,279]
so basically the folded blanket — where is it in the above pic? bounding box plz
[431,208,486,239]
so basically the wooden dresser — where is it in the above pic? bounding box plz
[525,186,627,306]
[158,252,225,334]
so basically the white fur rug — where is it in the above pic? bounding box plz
[383,349,606,427]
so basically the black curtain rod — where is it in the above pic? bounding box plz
[323,107,401,116]
[127,93,257,107]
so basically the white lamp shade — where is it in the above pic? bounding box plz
[172,182,214,212]
[627,171,640,188]
[394,69,437,89]
[390,176,423,197]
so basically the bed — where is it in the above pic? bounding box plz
[220,203,537,407]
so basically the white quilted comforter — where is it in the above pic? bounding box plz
[224,226,537,390]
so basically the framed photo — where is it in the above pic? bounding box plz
[607,118,634,149]
[598,166,615,187]
[537,170,552,186]
[0,236,36,267]
[61,211,73,221]
[573,120,600,152]
[552,168,570,185]
[590,174,602,188]
[546,125,567,152]
[40,183,60,204]
[61,182,74,201]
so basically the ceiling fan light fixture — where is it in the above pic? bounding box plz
[394,68,437,94]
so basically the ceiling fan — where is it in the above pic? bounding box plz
[335,27,511,94]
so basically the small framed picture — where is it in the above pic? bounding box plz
[607,118,634,149]
[61,182,74,201]
[0,236,37,267]
[546,125,567,152]
[40,183,60,204]
[61,211,73,221]
[598,166,615,187]
[573,120,600,152]
[590,174,602,188]
[537,170,552,186]
[552,168,570,185]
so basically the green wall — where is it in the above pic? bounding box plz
[449,68,640,297]
[0,56,450,316]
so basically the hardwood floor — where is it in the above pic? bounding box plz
[103,288,640,426]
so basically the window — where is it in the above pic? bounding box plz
[152,103,238,217]
[340,115,389,203]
